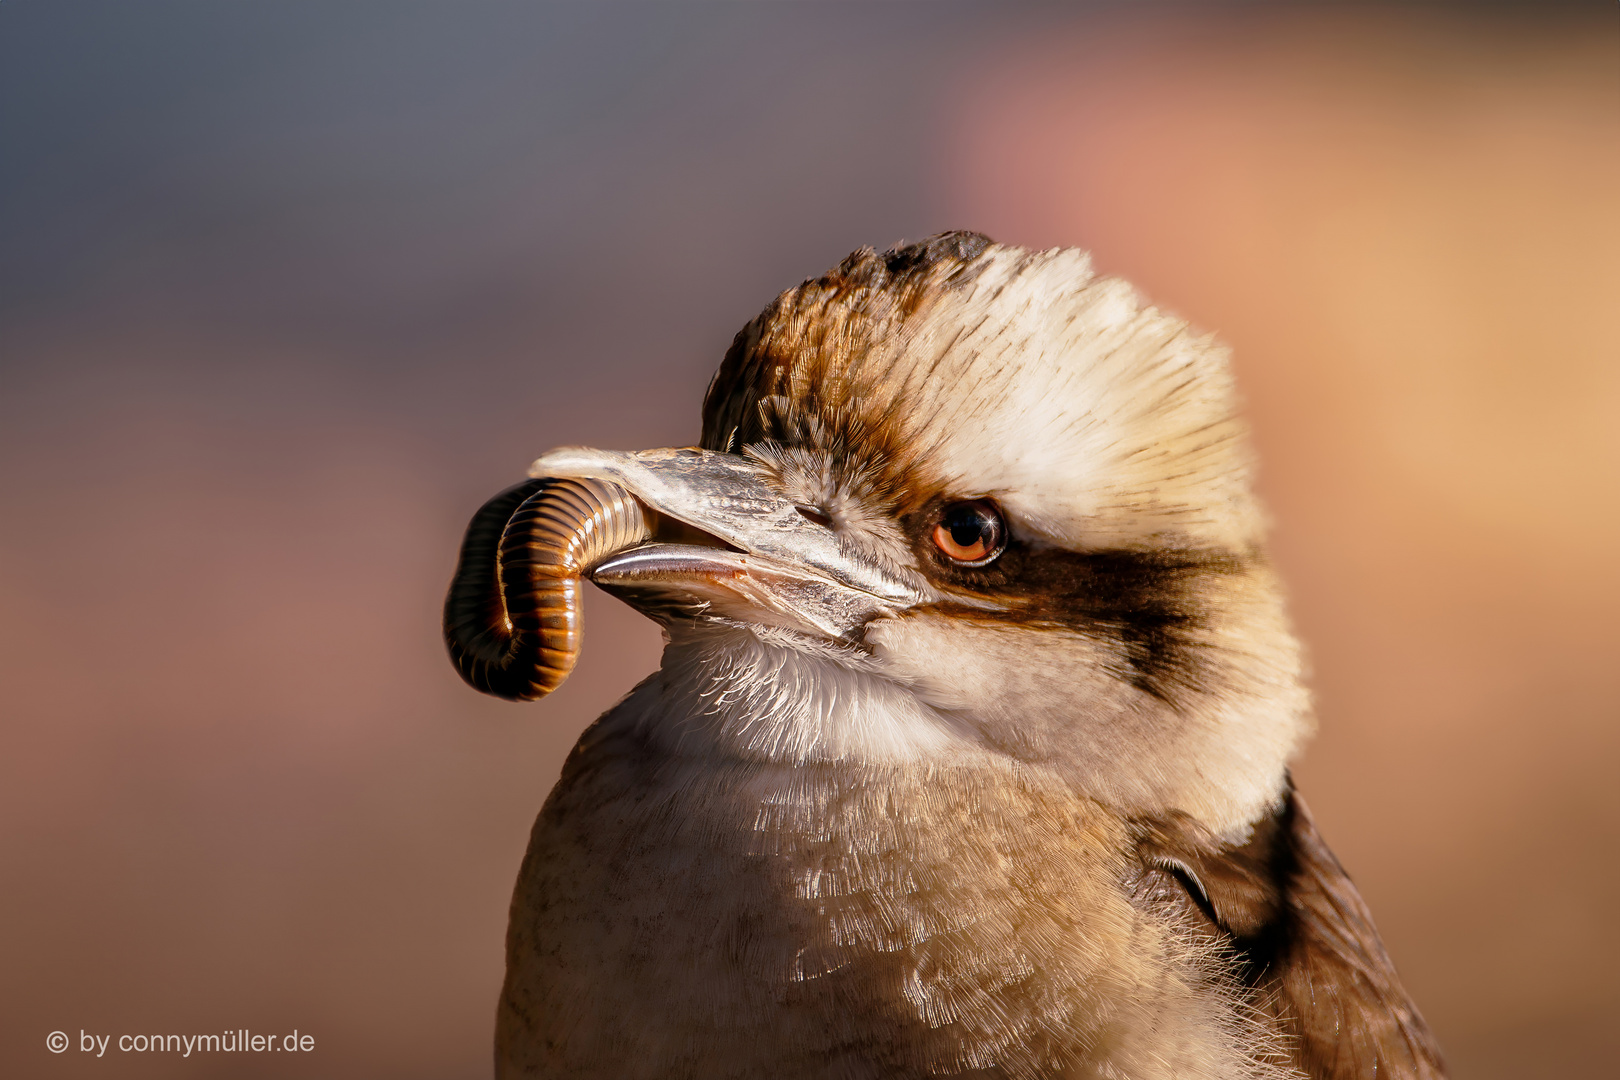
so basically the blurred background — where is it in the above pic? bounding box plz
[2,2,1614,1077]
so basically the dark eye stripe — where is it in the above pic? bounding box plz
[907,544,1252,704]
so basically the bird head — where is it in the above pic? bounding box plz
[531,233,1310,838]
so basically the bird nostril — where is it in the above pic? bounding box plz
[795,505,834,528]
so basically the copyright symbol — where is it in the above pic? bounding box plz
[46,1031,70,1053]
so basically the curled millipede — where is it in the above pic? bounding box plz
[444,477,652,701]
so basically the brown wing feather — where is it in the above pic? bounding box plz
[1133,780,1448,1079]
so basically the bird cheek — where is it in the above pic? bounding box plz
[866,613,1142,756]
[863,616,983,711]
[865,614,1072,716]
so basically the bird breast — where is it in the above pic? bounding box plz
[496,634,1295,1080]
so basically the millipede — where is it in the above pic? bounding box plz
[443,477,652,701]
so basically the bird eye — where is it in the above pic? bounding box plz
[931,500,1006,566]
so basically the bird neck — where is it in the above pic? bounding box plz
[624,624,990,767]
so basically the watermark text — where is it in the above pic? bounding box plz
[47,1029,313,1058]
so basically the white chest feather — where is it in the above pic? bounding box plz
[622,626,989,766]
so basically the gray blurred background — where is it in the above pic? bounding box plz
[3,2,1615,1077]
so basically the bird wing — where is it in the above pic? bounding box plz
[1132,781,1448,1080]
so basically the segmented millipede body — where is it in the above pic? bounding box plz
[444,477,652,701]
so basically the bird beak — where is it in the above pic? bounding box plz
[528,446,928,642]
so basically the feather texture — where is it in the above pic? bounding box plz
[499,657,1300,1080]
[1132,783,1447,1079]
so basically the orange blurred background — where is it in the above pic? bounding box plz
[2,4,1614,1077]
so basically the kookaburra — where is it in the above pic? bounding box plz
[445,232,1445,1079]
